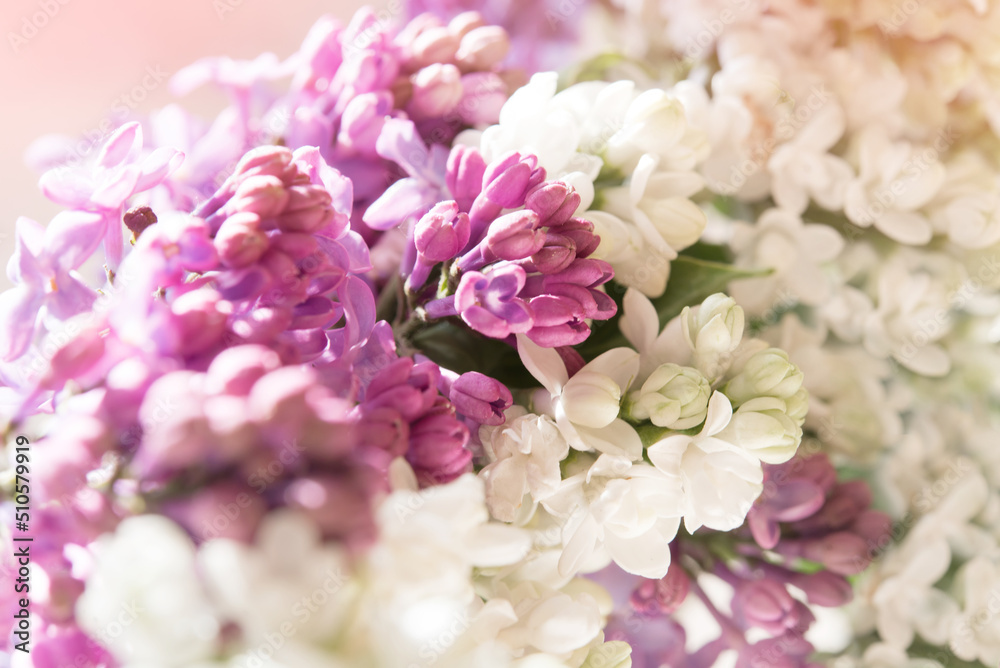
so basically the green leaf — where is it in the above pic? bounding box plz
[407,319,539,389]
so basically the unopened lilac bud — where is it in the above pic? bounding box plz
[446,145,487,212]
[229,174,290,219]
[561,370,623,428]
[233,145,295,181]
[794,480,871,534]
[529,232,577,274]
[171,289,228,356]
[631,561,690,616]
[525,181,581,227]
[409,63,464,120]
[851,509,892,546]
[277,185,335,233]
[800,532,870,575]
[630,363,710,429]
[785,571,853,607]
[719,397,802,465]
[450,371,513,426]
[215,212,268,268]
[725,348,804,406]
[481,152,541,208]
[732,580,800,635]
[205,344,283,395]
[415,201,472,262]
[338,92,393,157]
[411,25,460,67]
[486,209,545,260]
[682,294,744,377]
[455,26,510,70]
[448,11,486,39]
[290,295,341,330]
[407,407,472,486]
[553,218,600,258]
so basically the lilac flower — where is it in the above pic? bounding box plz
[450,263,534,338]
[38,122,183,268]
[0,215,100,361]
[449,371,513,425]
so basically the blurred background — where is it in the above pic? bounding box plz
[0,0,376,288]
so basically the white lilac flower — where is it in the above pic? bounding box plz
[541,454,683,579]
[728,208,845,315]
[76,515,223,667]
[925,148,1000,249]
[843,125,946,245]
[646,392,767,533]
[767,102,854,214]
[479,406,572,522]
[949,554,1000,665]
[517,335,643,460]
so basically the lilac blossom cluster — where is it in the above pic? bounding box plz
[594,452,891,668]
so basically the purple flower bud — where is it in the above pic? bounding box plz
[415,201,472,262]
[799,532,870,575]
[480,151,542,209]
[410,25,460,66]
[851,509,892,546]
[258,249,308,306]
[357,406,410,459]
[171,289,228,356]
[446,145,487,212]
[229,174,290,219]
[214,212,269,268]
[205,344,283,395]
[792,480,871,535]
[454,264,533,339]
[365,358,440,422]
[527,232,577,274]
[630,561,690,616]
[38,329,106,391]
[450,371,513,426]
[407,404,472,486]
[409,63,464,120]
[486,209,545,261]
[552,217,600,258]
[290,295,341,330]
[276,184,335,233]
[338,92,394,157]
[525,181,581,227]
[455,25,510,70]
[785,571,853,607]
[732,580,801,635]
[233,145,295,181]
[447,11,486,39]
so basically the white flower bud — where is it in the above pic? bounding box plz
[629,363,710,429]
[724,348,804,406]
[681,293,745,378]
[561,370,623,428]
[718,396,803,464]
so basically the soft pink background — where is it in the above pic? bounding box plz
[0,0,376,288]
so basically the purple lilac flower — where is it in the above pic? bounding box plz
[404,0,589,72]
[38,122,183,269]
